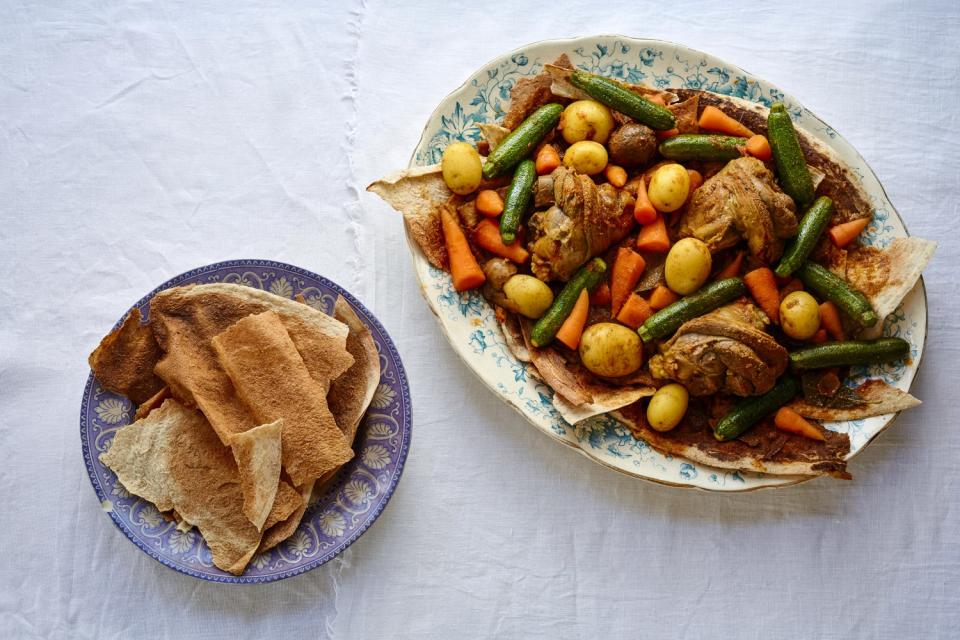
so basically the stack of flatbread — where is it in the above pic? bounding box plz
[89,283,380,575]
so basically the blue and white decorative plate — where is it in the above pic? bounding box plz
[80,260,412,582]
[405,36,926,491]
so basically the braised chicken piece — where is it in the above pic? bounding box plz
[679,157,798,264]
[648,301,788,397]
[528,166,635,282]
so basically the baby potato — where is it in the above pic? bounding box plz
[560,100,615,145]
[441,141,482,195]
[780,291,821,340]
[578,322,644,378]
[562,141,609,176]
[503,275,554,319]
[646,383,689,432]
[647,163,690,212]
[665,238,712,295]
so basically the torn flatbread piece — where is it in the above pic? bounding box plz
[229,419,283,531]
[88,307,164,404]
[211,310,354,487]
[100,399,262,575]
[842,237,936,335]
[517,318,654,413]
[328,296,381,444]
[789,379,921,421]
[367,165,449,270]
[502,54,573,130]
[312,296,382,498]
[134,386,171,421]
[614,401,851,478]
[150,283,353,444]
[262,480,303,532]
[259,480,314,553]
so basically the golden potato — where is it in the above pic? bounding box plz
[503,275,554,319]
[780,291,821,340]
[441,141,482,195]
[646,383,689,432]
[578,322,643,377]
[562,141,608,176]
[665,238,712,295]
[647,163,690,212]
[560,100,615,144]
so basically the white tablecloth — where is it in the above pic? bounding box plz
[2,1,958,638]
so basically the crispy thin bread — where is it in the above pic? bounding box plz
[842,237,936,335]
[328,296,381,444]
[502,54,572,130]
[150,283,353,444]
[134,386,171,421]
[259,480,314,552]
[229,419,283,531]
[367,164,449,269]
[262,480,303,531]
[311,296,382,499]
[516,318,655,418]
[211,310,354,487]
[309,302,380,499]
[100,400,262,575]
[88,308,164,404]
[789,379,921,421]
[477,123,511,150]
[613,401,851,478]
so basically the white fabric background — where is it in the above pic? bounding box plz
[1,1,957,638]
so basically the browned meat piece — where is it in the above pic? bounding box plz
[480,258,519,312]
[648,301,788,397]
[607,123,657,167]
[527,166,635,282]
[679,157,798,264]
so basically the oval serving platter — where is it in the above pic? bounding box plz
[404,36,926,491]
[80,260,412,582]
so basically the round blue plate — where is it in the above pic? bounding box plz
[80,260,412,583]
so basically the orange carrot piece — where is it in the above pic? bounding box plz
[698,105,754,137]
[648,284,680,310]
[590,281,612,306]
[605,164,628,188]
[555,289,590,349]
[535,144,560,176]
[472,218,529,264]
[716,251,745,280]
[779,278,804,300]
[745,135,772,161]
[633,177,658,225]
[656,127,680,140]
[611,247,647,316]
[810,328,829,344]
[818,301,844,341]
[636,215,671,253]
[475,189,504,217]
[828,217,871,248]
[616,293,654,329]
[646,94,667,106]
[687,169,704,192]
[774,407,826,441]
[743,267,780,324]
[440,207,486,291]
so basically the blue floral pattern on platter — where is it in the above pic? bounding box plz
[406,37,926,492]
[80,260,412,582]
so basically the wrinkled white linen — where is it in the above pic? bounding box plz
[1,1,958,638]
